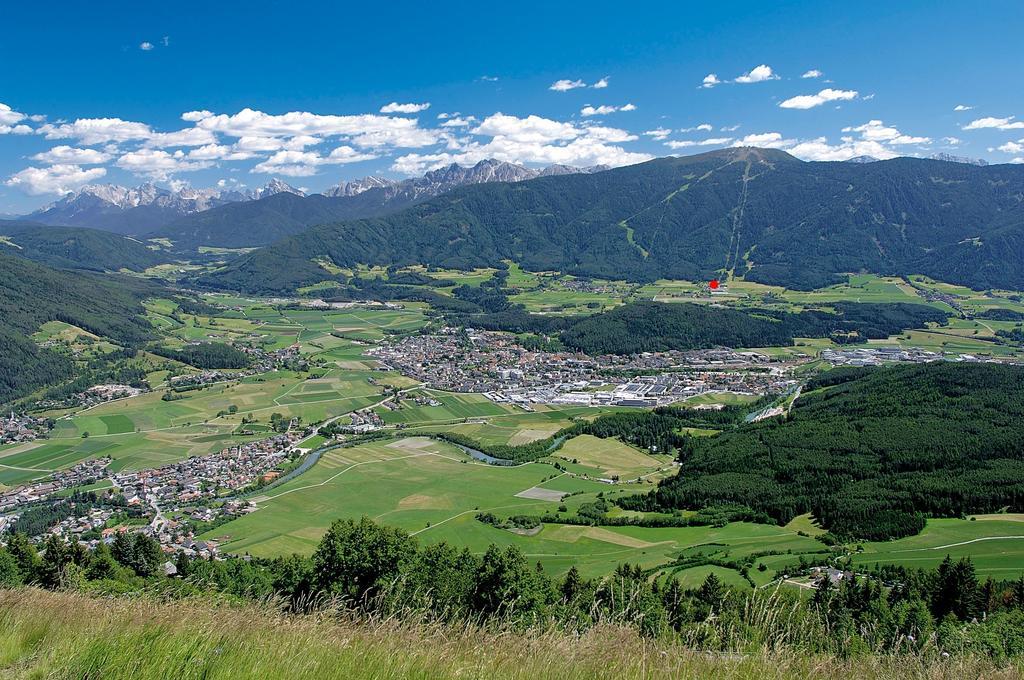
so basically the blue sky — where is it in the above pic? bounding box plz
[2,0,1023,213]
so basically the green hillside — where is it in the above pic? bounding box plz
[0,221,166,272]
[627,362,1024,539]
[198,149,1024,294]
[0,252,161,403]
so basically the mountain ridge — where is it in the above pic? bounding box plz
[197,147,1024,293]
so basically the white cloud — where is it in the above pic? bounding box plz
[478,75,499,82]
[734,64,778,84]
[779,88,858,109]
[786,137,898,161]
[181,110,214,122]
[440,116,476,128]
[143,127,219,148]
[140,41,154,51]
[962,116,1024,131]
[193,108,439,149]
[251,147,378,176]
[39,117,153,144]
[842,120,930,145]
[998,141,1024,154]
[733,132,791,148]
[0,124,33,135]
[1011,157,1024,164]
[380,102,431,114]
[665,137,733,149]
[953,104,974,111]
[720,124,741,132]
[592,77,609,89]
[680,123,713,132]
[580,103,636,116]
[30,146,112,164]
[942,137,962,146]
[644,127,672,141]
[0,102,27,126]
[391,112,651,175]
[549,79,587,92]
[701,73,721,88]
[116,149,213,179]
[801,69,823,79]
[5,164,107,195]
[186,144,257,161]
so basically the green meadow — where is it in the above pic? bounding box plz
[204,435,824,581]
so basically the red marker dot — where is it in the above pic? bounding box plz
[709,279,720,290]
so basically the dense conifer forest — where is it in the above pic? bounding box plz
[622,363,1024,539]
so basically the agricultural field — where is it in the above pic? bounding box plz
[1,368,389,483]
[204,436,829,580]
[551,435,669,480]
[852,514,1024,578]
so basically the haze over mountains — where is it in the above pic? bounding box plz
[198,147,1024,293]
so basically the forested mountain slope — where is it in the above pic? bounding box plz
[0,252,160,403]
[199,148,1024,294]
[0,221,166,272]
[624,362,1024,540]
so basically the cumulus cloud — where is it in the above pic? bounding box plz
[192,108,439,149]
[440,116,476,128]
[734,64,778,84]
[251,147,378,176]
[390,112,651,175]
[186,144,258,161]
[5,164,107,195]
[665,138,733,149]
[942,137,962,146]
[842,120,930,145]
[0,103,27,126]
[549,79,587,92]
[680,123,713,133]
[786,137,898,161]
[0,124,33,135]
[115,149,213,179]
[140,41,154,51]
[720,124,741,132]
[998,140,1024,154]
[733,132,792,148]
[30,146,112,165]
[39,117,153,145]
[143,127,219,148]
[580,103,636,116]
[801,69,823,79]
[962,116,1024,131]
[380,102,431,114]
[953,104,974,111]
[644,127,672,141]
[779,88,858,109]
[592,77,609,89]
[701,73,721,88]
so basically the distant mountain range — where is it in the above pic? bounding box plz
[19,160,605,248]
[25,179,305,235]
[199,147,1024,294]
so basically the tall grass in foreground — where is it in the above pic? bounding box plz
[0,588,1020,680]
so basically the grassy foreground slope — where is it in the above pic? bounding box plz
[0,588,1018,680]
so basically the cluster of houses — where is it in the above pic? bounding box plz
[339,409,384,433]
[0,411,51,445]
[820,347,1005,367]
[369,329,797,408]
[110,433,299,507]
